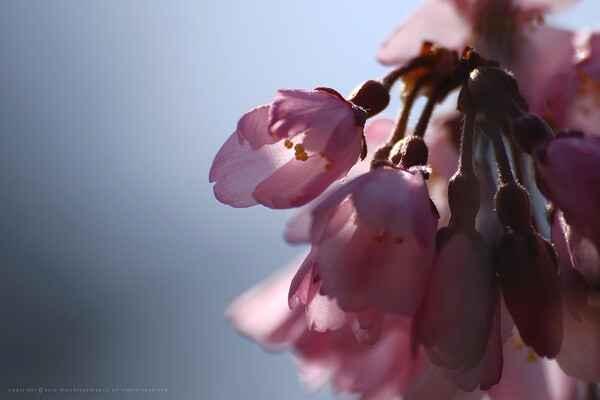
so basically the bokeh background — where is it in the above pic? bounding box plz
[0,1,598,399]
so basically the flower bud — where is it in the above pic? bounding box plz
[511,113,553,154]
[467,66,528,113]
[496,231,563,358]
[394,136,429,168]
[494,183,532,232]
[348,80,390,118]
[447,172,480,231]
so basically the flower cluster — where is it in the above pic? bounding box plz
[211,0,600,398]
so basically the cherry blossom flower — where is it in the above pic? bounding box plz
[214,0,600,395]
[285,113,458,244]
[377,0,600,133]
[284,118,395,244]
[305,167,438,316]
[413,231,500,382]
[228,255,480,399]
[489,329,577,400]
[210,88,366,209]
[551,211,600,382]
[534,133,600,248]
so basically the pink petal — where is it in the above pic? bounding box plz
[252,152,348,208]
[288,252,316,309]
[514,0,580,12]
[416,233,497,371]
[443,296,503,391]
[226,252,309,350]
[315,212,433,315]
[210,105,289,207]
[488,334,577,400]
[363,118,395,150]
[306,291,348,333]
[535,135,600,247]
[377,0,470,66]
[509,26,575,121]
[352,169,437,246]
[268,89,354,142]
[283,118,394,244]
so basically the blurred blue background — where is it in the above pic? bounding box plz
[0,1,597,399]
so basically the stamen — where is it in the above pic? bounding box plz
[284,139,293,149]
[294,144,309,161]
[509,331,524,350]
[526,348,539,363]
[324,162,332,171]
[374,230,386,243]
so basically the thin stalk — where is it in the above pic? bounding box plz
[458,109,476,175]
[380,57,433,90]
[484,119,516,185]
[413,82,447,138]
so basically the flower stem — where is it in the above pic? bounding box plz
[458,109,475,175]
[484,119,515,185]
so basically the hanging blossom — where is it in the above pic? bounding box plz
[377,0,600,133]
[210,0,600,398]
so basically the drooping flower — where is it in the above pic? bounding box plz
[534,133,600,248]
[494,183,563,358]
[305,167,438,316]
[377,0,579,67]
[284,113,459,244]
[210,88,366,209]
[551,211,600,382]
[413,231,499,380]
[489,328,578,400]
[284,117,395,244]
[228,254,481,399]
[376,0,600,133]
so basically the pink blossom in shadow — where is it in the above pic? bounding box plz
[488,329,577,400]
[376,0,600,133]
[284,118,394,244]
[535,133,600,249]
[377,0,578,67]
[285,113,459,244]
[551,212,600,382]
[413,231,501,390]
[228,254,479,399]
[210,89,365,209]
[307,168,438,316]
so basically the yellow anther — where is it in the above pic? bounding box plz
[324,162,332,171]
[284,139,293,149]
[535,14,544,25]
[294,143,308,161]
[509,332,524,350]
[304,128,314,135]
[526,348,539,363]
[318,151,326,158]
[374,230,386,243]
[394,236,404,245]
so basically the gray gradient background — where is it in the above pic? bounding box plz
[0,1,596,399]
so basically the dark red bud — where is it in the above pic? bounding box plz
[494,183,533,232]
[467,66,528,112]
[447,172,480,231]
[348,80,390,118]
[496,232,563,358]
[511,113,554,154]
[397,136,429,168]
